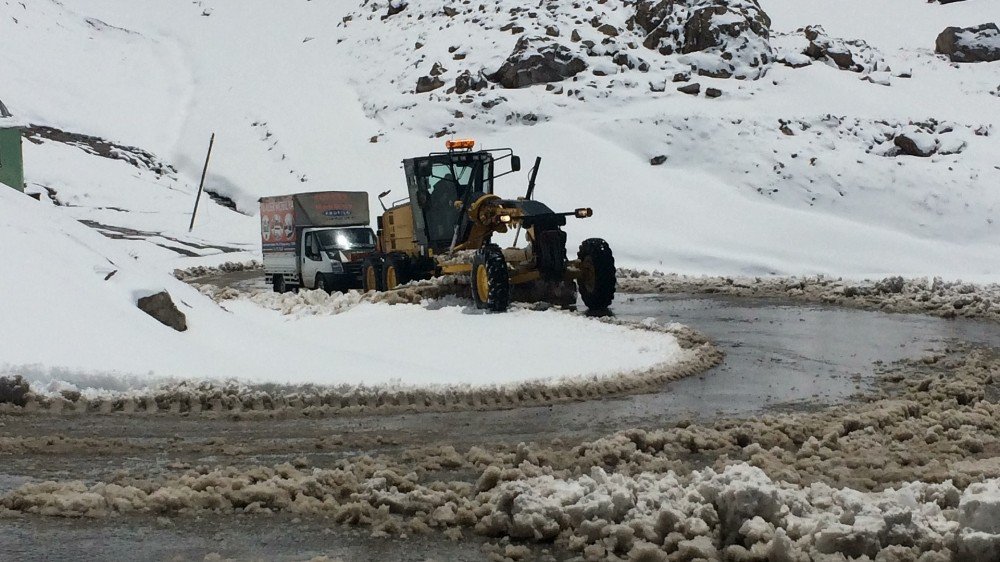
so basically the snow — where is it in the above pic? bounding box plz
[0,186,685,391]
[2,1,1000,387]
[0,0,996,279]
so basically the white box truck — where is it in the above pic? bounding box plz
[260,191,375,293]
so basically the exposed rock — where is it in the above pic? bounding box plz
[597,23,619,37]
[0,375,30,407]
[893,129,939,158]
[137,291,188,332]
[429,62,447,76]
[936,23,1000,63]
[454,70,488,95]
[490,36,587,89]
[677,82,701,95]
[612,52,650,72]
[672,70,692,82]
[803,25,885,73]
[650,155,667,165]
[705,87,722,98]
[415,75,445,93]
[382,0,407,20]
[634,0,773,79]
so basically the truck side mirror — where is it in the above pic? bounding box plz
[415,160,433,178]
[510,156,521,172]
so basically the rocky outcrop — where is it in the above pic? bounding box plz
[0,375,29,407]
[632,0,773,79]
[891,122,968,158]
[803,25,886,73]
[936,23,1000,63]
[490,36,587,88]
[137,291,187,332]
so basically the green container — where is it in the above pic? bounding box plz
[0,127,24,192]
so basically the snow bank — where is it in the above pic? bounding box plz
[619,269,1000,321]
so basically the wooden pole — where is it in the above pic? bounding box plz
[188,133,216,232]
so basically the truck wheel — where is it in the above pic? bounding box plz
[383,253,411,290]
[577,238,616,311]
[273,274,288,294]
[316,274,335,294]
[471,243,510,312]
[362,255,385,292]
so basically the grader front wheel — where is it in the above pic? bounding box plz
[577,238,616,311]
[471,244,510,312]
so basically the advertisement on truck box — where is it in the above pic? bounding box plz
[260,191,369,253]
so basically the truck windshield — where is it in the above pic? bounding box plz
[316,228,376,250]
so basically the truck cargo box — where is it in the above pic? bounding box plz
[260,191,369,253]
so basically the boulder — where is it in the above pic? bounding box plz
[415,75,445,93]
[137,291,188,332]
[650,155,667,165]
[894,131,938,158]
[490,36,587,89]
[936,23,1000,63]
[382,0,407,20]
[677,82,701,95]
[633,0,773,79]
[454,70,488,94]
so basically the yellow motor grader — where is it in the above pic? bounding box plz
[361,139,616,312]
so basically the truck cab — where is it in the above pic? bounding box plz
[299,226,377,292]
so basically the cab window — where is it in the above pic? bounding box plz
[304,232,322,261]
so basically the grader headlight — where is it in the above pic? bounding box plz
[499,214,512,224]
[575,207,593,218]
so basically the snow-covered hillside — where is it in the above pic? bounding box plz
[2,0,1000,385]
[2,0,999,279]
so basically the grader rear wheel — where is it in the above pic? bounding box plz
[471,243,510,312]
[362,255,385,292]
[383,253,411,290]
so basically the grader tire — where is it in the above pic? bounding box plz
[362,255,385,292]
[471,243,510,312]
[383,253,411,290]
[577,238,616,311]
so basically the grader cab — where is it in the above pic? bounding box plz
[362,139,616,312]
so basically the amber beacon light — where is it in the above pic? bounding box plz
[445,139,475,150]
